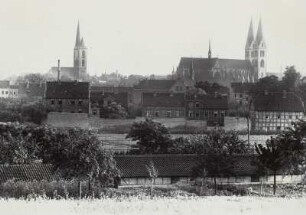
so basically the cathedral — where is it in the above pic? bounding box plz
[176,19,267,87]
[49,22,88,81]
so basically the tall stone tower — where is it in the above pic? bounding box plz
[245,19,267,79]
[73,21,87,81]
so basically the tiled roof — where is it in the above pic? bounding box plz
[216,59,254,71]
[253,92,304,112]
[114,154,199,177]
[114,154,257,178]
[90,86,133,93]
[134,79,176,91]
[45,81,89,99]
[178,57,217,72]
[0,80,10,88]
[142,93,185,108]
[90,91,129,108]
[18,83,45,97]
[0,164,54,183]
[186,94,228,110]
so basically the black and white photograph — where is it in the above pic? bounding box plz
[0,0,306,214]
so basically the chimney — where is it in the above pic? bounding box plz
[57,59,61,82]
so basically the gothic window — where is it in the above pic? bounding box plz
[82,50,86,59]
[260,60,265,68]
[260,51,265,57]
[82,59,85,67]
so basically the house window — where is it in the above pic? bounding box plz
[167,111,171,117]
[78,100,83,105]
[71,100,75,105]
[155,111,159,117]
[195,103,200,108]
[78,109,83,113]
[214,112,218,118]
[58,100,62,105]
[189,111,193,118]
[51,100,55,105]
[260,60,265,68]
[195,113,200,118]
[5,91,8,94]
[277,126,281,131]
[188,102,194,108]
[260,51,265,57]
[277,115,281,119]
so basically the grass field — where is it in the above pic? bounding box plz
[1,196,306,215]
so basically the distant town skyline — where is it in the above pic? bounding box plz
[0,0,305,79]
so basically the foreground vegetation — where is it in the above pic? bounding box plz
[1,195,306,215]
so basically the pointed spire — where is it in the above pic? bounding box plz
[256,18,264,44]
[75,21,81,47]
[80,37,85,47]
[208,40,212,59]
[246,18,254,48]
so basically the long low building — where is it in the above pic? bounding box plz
[0,155,303,186]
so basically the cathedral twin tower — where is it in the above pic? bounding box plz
[245,19,267,78]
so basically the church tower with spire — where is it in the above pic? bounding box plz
[73,21,87,80]
[245,19,267,79]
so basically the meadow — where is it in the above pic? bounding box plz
[1,196,306,215]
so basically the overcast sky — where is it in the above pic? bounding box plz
[0,0,305,79]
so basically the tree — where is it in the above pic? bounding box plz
[126,118,173,154]
[23,73,46,84]
[100,101,128,119]
[40,128,120,191]
[192,130,247,194]
[0,123,40,164]
[282,66,301,90]
[250,75,280,94]
[255,137,287,195]
[146,161,159,197]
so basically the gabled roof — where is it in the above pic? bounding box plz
[134,79,176,91]
[0,80,10,88]
[186,94,228,110]
[216,59,254,71]
[114,154,257,178]
[90,86,133,93]
[45,81,89,99]
[90,91,129,108]
[142,93,185,108]
[178,57,217,72]
[253,92,304,112]
[115,154,199,177]
[0,164,54,183]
